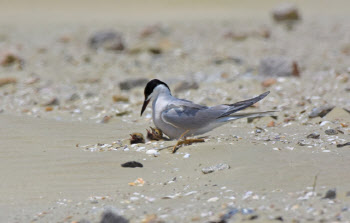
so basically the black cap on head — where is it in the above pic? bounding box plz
[144,79,170,98]
[141,79,170,116]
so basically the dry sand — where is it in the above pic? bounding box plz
[1,0,350,222]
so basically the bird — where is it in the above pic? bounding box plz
[140,79,273,152]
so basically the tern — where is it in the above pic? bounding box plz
[140,79,272,152]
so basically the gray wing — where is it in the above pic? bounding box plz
[161,99,220,130]
[161,92,270,129]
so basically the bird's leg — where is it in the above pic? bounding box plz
[172,130,205,153]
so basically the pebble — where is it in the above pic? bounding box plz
[0,52,23,67]
[100,210,129,223]
[121,161,143,168]
[259,56,300,77]
[337,142,350,148]
[207,197,219,202]
[119,78,148,91]
[183,153,190,158]
[174,81,199,93]
[272,3,300,22]
[146,149,159,156]
[309,105,335,118]
[325,129,338,135]
[323,189,336,199]
[88,30,125,51]
[202,163,230,174]
[0,77,17,87]
[307,132,320,139]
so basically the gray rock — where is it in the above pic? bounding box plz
[88,30,125,51]
[259,56,299,77]
[202,163,230,174]
[272,3,300,22]
[307,132,320,139]
[325,129,338,135]
[309,105,334,118]
[174,81,199,93]
[323,189,336,199]
[100,210,129,223]
[119,78,148,90]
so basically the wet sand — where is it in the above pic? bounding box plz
[1,0,350,222]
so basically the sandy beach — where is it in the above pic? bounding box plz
[1,0,350,222]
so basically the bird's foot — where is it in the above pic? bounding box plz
[172,138,205,153]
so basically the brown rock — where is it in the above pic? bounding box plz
[0,52,23,67]
[112,95,129,103]
[0,77,17,87]
[272,3,300,22]
[261,78,277,87]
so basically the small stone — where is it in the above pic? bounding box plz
[261,78,277,87]
[88,30,125,51]
[275,216,284,221]
[0,52,23,67]
[213,56,243,65]
[146,149,160,157]
[100,210,129,223]
[112,95,129,102]
[119,78,148,91]
[259,56,300,77]
[307,132,320,139]
[42,97,60,106]
[336,142,350,148]
[272,3,300,22]
[267,120,275,127]
[0,77,17,87]
[174,81,199,93]
[207,197,219,202]
[100,116,112,124]
[325,129,338,135]
[323,189,336,199]
[223,31,249,41]
[116,111,131,117]
[67,93,80,102]
[309,105,334,118]
[202,163,230,174]
[297,140,310,146]
[139,23,168,38]
[45,107,53,112]
[121,161,143,168]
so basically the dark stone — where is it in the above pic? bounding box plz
[121,161,143,168]
[306,132,320,139]
[336,142,350,148]
[325,129,338,135]
[323,189,336,199]
[100,210,129,223]
[272,3,300,22]
[275,216,284,221]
